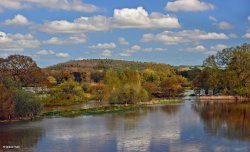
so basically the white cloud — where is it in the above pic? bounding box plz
[206,44,228,55]
[130,45,141,51]
[25,0,98,12]
[118,37,129,45]
[99,50,112,57]
[55,53,70,58]
[243,33,250,38]
[89,42,116,49]
[0,0,28,12]
[112,7,181,29]
[141,29,229,45]
[154,48,165,52]
[44,34,87,45]
[34,49,70,58]
[208,16,217,22]
[216,21,234,30]
[0,31,40,52]
[42,16,110,33]
[143,47,166,52]
[248,16,250,22]
[36,50,55,55]
[120,45,142,57]
[186,45,207,53]
[41,7,181,33]
[0,0,98,13]
[120,52,132,57]
[228,33,238,38]
[185,44,228,54]
[165,0,214,12]
[210,44,227,50]
[4,14,31,26]
[208,16,234,30]
[119,45,164,57]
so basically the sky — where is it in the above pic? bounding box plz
[0,0,250,67]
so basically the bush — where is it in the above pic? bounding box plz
[109,84,149,104]
[46,80,88,105]
[12,88,42,118]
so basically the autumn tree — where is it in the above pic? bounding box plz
[0,84,15,120]
[193,43,250,97]
[89,83,105,102]
[103,69,120,100]
[47,80,88,105]
[0,55,47,86]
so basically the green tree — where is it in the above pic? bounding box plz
[13,88,42,118]
[48,80,87,105]
[103,69,120,100]
[109,84,148,104]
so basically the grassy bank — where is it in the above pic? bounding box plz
[42,99,184,117]
[42,104,142,117]
[143,99,184,105]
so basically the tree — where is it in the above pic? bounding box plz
[109,84,148,104]
[89,83,105,102]
[194,43,250,97]
[0,84,15,120]
[160,76,184,97]
[48,80,87,105]
[0,55,47,86]
[13,88,42,118]
[103,69,120,100]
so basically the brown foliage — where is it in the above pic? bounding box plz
[0,55,47,86]
[0,85,15,120]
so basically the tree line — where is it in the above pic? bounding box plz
[193,43,250,97]
[0,55,187,120]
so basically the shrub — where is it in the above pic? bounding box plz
[12,88,42,118]
[46,80,88,105]
[109,84,149,104]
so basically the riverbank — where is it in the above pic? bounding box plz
[42,105,142,117]
[42,99,184,117]
[198,96,250,102]
[0,99,184,121]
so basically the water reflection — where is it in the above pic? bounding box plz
[192,101,250,141]
[1,101,250,152]
[0,121,42,152]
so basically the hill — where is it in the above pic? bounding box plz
[46,59,174,71]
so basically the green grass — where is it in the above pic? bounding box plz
[42,104,142,117]
[42,98,184,117]
[143,99,184,105]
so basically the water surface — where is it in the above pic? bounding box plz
[1,100,250,152]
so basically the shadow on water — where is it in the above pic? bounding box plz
[192,100,250,141]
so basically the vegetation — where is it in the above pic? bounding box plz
[193,43,250,98]
[0,55,188,120]
[0,78,42,120]
[0,55,47,86]
[42,105,141,117]
[43,80,90,106]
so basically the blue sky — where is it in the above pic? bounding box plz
[0,0,250,67]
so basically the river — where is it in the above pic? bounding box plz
[1,99,250,152]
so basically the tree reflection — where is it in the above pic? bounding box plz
[0,123,42,151]
[192,101,250,141]
[104,109,147,131]
[161,104,181,115]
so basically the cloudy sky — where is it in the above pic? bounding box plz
[0,0,250,67]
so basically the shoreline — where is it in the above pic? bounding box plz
[198,95,250,101]
[0,99,183,122]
